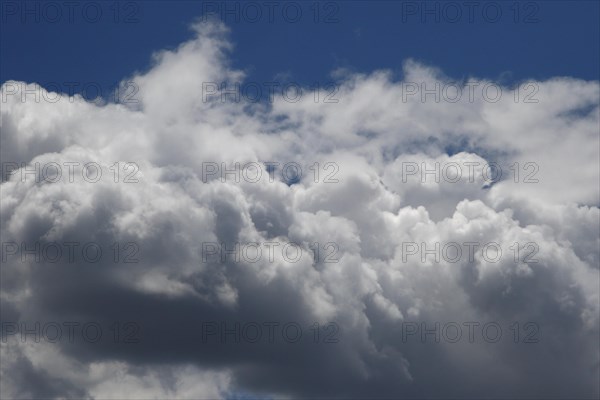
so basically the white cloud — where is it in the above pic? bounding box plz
[1,19,598,399]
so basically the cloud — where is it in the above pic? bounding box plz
[1,19,598,399]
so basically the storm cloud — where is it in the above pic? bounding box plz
[1,20,599,399]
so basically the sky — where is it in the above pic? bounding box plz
[2,1,599,96]
[1,1,600,399]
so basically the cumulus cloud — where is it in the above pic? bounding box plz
[1,20,598,399]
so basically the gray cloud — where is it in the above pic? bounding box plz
[1,20,599,399]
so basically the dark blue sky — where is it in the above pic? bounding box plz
[1,0,599,99]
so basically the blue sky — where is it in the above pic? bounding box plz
[2,0,599,100]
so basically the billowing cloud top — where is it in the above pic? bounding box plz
[1,20,599,399]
